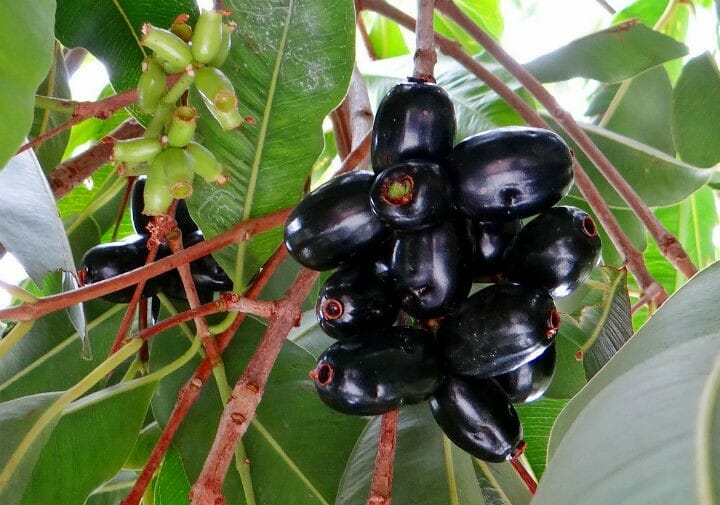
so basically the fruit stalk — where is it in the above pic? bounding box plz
[413,0,437,81]
[190,267,319,505]
[366,410,399,505]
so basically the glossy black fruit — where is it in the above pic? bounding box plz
[389,219,473,319]
[493,342,556,404]
[80,234,166,303]
[504,206,601,298]
[315,264,400,339]
[447,127,574,220]
[429,375,523,463]
[438,283,559,378]
[284,172,390,271]
[369,160,450,231]
[131,176,199,235]
[311,327,442,416]
[468,218,522,281]
[159,230,233,300]
[372,80,456,174]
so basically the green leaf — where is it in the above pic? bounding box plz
[525,21,688,83]
[0,303,125,402]
[362,12,410,59]
[0,149,76,286]
[672,52,720,167]
[20,379,157,505]
[86,471,138,505]
[31,43,72,172]
[613,0,668,26]
[515,398,568,478]
[536,332,720,503]
[554,118,712,208]
[599,65,675,154]
[154,445,191,505]
[642,185,718,294]
[0,392,63,505]
[125,422,162,470]
[187,0,355,288]
[434,0,503,54]
[548,260,720,460]
[337,403,530,505]
[0,1,56,169]
[55,0,199,93]
[150,316,366,505]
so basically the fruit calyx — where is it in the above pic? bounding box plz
[546,307,561,338]
[320,298,344,320]
[310,363,334,386]
[581,215,598,237]
[381,175,414,206]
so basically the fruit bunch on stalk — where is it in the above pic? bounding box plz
[284,78,602,463]
[79,9,245,303]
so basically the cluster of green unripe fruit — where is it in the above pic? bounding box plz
[109,9,243,217]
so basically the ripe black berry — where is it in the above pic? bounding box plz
[389,219,472,319]
[468,218,522,282]
[503,206,602,297]
[369,160,450,231]
[80,234,166,303]
[310,327,442,416]
[284,172,390,271]
[447,127,574,220]
[493,342,556,404]
[438,283,559,378]
[315,264,400,339]
[372,80,456,173]
[429,375,523,463]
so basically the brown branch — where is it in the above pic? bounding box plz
[366,410,399,505]
[338,131,372,174]
[19,74,181,155]
[49,119,144,199]
[0,207,291,322]
[413,0,437,81]
[120,245,287,505]
[333,66,374,173]
[433,0,698,281]
[358,0,668,304]
[331,102,353,160]
[190,267,319,505]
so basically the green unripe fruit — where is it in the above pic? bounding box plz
[187,141,227,184]
[112,138,163,164]
[167,106,198,148]
[192,10,224,64]
[162,147,195,199]
[144,157,173,216]
[207,22,235,67]
[171,14,193,43]
[137,57,167,114]
[203,102,244,131]
[141,23,193,74]
[194,66,237,112]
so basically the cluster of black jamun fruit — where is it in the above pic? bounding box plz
[79,177,232,305]
[284,78,602,463]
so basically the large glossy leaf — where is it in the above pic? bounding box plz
[0,1,56,170]
[20,378,157,505]
[337,403,531,505]
[361,12,410,59]
[0,392,62,505]
[554,118,712,209]
[599,65,674,154]
[155,445,192,505]
[672,52,720,168]
[0,302,125,402]
[0,149,76,286]
[55,0,199,93]
[548,260,720,459]
[525,22,687,83]
[187,0,355,288]
[150,316,366,505]
[613,0,668,25]
[515,399,567,478]
[433,0,503,54]
[86,471,137,505]
[535,333,720,503]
